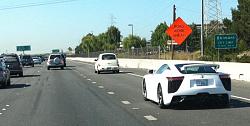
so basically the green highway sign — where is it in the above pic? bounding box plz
[214,34,237,49]
[52,49,60,53]
[16,45,31,51]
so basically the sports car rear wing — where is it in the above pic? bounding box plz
[180,64,220,74]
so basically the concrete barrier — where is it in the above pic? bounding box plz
[68,57,250,82]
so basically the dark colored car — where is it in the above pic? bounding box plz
[0,58,11,87]
[1,54,23,77]
[21,55,34,67]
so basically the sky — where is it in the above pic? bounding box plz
[0,0,238,54]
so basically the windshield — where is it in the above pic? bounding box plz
[102,54,116,60]
[4,56,18,62]
[50,55,61,59]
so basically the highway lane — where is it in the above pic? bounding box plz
[0,61,249,126]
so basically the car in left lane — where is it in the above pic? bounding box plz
[0,58,11,87]
[1,53,23,77]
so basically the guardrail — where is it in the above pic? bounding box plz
[68,57,250,82]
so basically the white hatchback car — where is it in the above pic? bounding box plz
[94,53,119,74]
[142,63,231,108]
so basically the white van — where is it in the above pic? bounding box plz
[94,53,119,74]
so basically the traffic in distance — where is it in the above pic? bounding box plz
[0,53,66,87]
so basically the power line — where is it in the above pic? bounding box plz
[0,0,80,11]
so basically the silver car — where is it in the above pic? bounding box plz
[47,54,65,70]
[0,58,11,87]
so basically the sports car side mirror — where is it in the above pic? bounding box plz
[94,59,98,61]
[148,69,154,74]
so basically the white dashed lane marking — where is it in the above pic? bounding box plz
[0,113,2,115]
[98,86,104,89]
[131,108,140,110]
[92,82,97,84]
[6,105,10,107]
[144,115,158,121]
[2,108,6,111]
[121,101,131,105]
[107,92,115,95]
[87,79,91,81]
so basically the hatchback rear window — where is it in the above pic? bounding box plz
[50,55,61,59]
[102,54,116,60]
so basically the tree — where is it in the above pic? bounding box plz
[106,26,121,48]
[232,0,250,47]
[151,22,169,47]
[123,35,146,49]
[68,47,73,52]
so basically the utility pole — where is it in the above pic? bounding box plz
[171,4,176,60]
[201,0,204,57]
[110,14,116,26]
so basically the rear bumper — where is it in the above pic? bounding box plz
[22,62,34,66]
[98,66,119,71]
[171,93,229,104]
[47,64,64,68]
[10,70,23,75]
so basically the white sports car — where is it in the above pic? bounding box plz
[142,63,231,108]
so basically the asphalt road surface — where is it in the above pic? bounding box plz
[0,60,249,126]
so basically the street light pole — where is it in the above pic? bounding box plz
[128,24,133,39]
[128,24,134,58]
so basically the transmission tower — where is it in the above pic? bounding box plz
[204,0,223,37]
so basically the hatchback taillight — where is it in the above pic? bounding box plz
[167,76,184,93]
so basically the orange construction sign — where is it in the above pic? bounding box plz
[166,17,192,45]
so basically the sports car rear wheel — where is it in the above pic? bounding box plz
[142,79,148,101]
[157,85,165,109]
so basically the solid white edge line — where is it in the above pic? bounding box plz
[231,95,250,102]
[144,115,158,121]
[126,73,143,78]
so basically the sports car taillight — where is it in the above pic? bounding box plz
[167,76,184,93]
[220,74,231,91]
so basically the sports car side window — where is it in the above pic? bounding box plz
[156,64,170,74]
